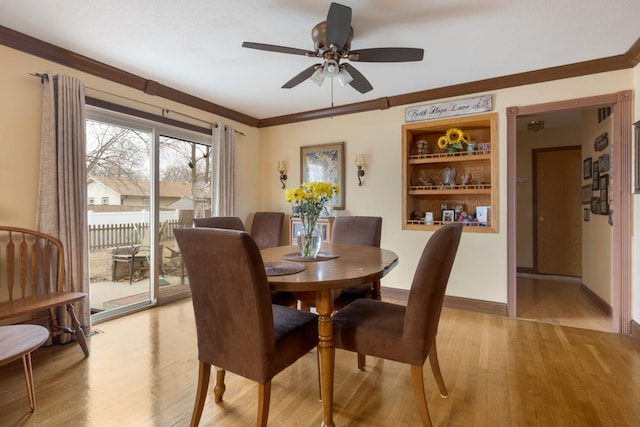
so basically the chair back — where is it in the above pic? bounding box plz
[250,212,284,249]
[403,223,463,355]
[0,226,65,299]
[174,228,275,383]
[331,216,382,247]
[193,216,245,231]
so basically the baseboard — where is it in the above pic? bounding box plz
[580,283,612,316]
[631,320,640,342]
[381,287,507,316]
[443,295,508,316]
[517,266,536,274]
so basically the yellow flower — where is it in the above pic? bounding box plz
[445,128,464,143]
[437,136,448,149]
[461,132,471,144]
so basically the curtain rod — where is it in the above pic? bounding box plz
[29,72,245,136]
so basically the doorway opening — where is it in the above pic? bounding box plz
[507,91,633,335]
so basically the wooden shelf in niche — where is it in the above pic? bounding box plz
[402,112,498,233]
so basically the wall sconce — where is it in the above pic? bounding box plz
[355,153,365,186]
[277,160,287,189]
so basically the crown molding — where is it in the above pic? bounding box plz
[1,25,637,128]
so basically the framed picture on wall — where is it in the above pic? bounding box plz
[581,185,592,204]
[599,174,609,194]
[300,142,345,210]
[592,163,600,190]
[583,157,592,179]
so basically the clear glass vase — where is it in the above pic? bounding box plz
[297,225,322,258]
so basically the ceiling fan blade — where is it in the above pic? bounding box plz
[342,63,373,94]
[282,64,321,88]
[349,48,424,62]
[326,3,352,51]
[242,41,314,57]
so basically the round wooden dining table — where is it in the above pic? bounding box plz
[261,243,399,427]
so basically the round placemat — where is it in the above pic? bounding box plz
[281,252,339,262]
[264,261,306,276]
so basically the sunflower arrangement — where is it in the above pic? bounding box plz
[285,181,339,256]
[437,128,471,154]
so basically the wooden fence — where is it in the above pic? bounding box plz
[89,220,180,250]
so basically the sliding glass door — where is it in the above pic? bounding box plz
[87,107,211,321]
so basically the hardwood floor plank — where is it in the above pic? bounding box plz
[1,299,639,426]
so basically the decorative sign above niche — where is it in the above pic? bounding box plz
[405,95,493,123]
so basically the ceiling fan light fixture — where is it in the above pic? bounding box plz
[322,59,340,77]
[337,67,353,86]
[310,66,326,86]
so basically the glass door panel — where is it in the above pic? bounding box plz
[157,136,212,298]
[86,118,154,320]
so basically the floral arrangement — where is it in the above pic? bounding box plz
[285,181,339,256]
[437,128,471,154]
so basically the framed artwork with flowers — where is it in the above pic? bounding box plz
[300,142,345,209]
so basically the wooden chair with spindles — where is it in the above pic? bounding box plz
[0,226,89,358]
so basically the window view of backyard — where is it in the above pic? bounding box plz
[86,116,211,317]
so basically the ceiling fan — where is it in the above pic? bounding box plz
[242,2,424,94]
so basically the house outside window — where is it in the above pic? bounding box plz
[101,197,109,205]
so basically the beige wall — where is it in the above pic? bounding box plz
[0,44,261,230]
[1,43,637,316]
[580,110,613,304]
[259,70,634,306]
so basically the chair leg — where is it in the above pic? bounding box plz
[128,256,134,285]
[190,361,211,427]
[257,382,271,427]
[22,353,36,411]
[410,364,433,427]
[66,303,89,357]
[214,368,226,403]
[428,344,448,398]
[357,353,366,371]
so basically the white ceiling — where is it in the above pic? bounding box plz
[1,0,638,121]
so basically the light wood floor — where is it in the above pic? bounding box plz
[517,274,614,333]
[2,298,640,426]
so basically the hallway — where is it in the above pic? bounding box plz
[517,273,614,333]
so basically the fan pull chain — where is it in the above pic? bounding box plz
[330,77,334,119]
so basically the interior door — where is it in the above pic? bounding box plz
[534,147,582,276]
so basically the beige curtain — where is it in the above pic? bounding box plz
[36,74,90,339]
[211,122,235,216]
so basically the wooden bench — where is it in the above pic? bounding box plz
[0,226,89,358]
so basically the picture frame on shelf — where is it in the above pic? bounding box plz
[300,142,345,210]
[583,157,592,179]
[581,185,592,204]
[441,209,455,223]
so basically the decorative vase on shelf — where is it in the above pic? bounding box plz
[297,224,322,258]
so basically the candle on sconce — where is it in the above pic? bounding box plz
[355,153,364,167]
[277,160,285,172]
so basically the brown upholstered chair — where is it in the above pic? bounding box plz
[296,216,382,312]
[193,216,245,231]
[194,215,296,307]
[175,228,319,427]
[331,223,463,427]
[250,212,285,249]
